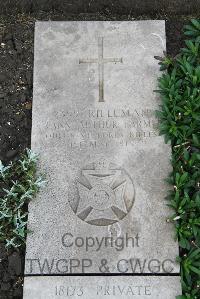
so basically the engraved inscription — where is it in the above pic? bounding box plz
[79,37,123,102]
[35,108,159,150]
[55,284,151,297]
[69,159,135,226]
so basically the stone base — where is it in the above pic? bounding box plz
[23,275,182,299]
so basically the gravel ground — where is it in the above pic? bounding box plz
[0,10,190,298]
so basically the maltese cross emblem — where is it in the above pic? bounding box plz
[69,160,135,226]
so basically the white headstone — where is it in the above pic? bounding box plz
[23,21,181,298]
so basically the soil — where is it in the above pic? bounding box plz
[0,9,192,299]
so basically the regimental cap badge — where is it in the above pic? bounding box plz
[69,159,135,226]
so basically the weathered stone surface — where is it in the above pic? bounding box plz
[23,276,182,298]
[25,21,179,275]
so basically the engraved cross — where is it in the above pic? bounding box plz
[79,37,123,102]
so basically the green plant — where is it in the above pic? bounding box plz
[184,19,200,42]
[155,19,200,299]
[0,149,45,249]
